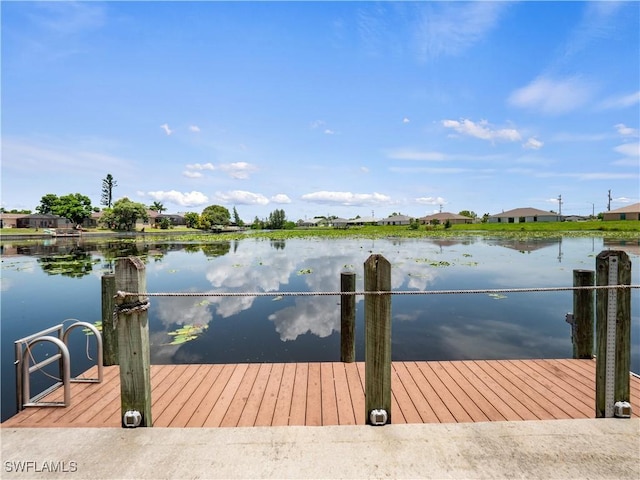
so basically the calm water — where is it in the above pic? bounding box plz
[1,234,638,421]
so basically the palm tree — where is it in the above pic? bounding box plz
[150,201,166,213]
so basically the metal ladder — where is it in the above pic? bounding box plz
[14,321,103,410]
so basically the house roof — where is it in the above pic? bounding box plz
[381,214,413,221]
[420,212,470,221]
[607,202,640,214]
[490,207,559,218]
[348,216,378,223]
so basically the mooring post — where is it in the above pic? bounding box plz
[101,274,118,366]
[340,270,356,363]
[364,254,391,425]
[595,250,631,418]
[115,257,152,427]
[572,269,595,359]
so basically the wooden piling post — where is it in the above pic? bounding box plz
[364,254,391,425]
[340,271,356,363]
[115,257,152,427]
[101,274,118,366]
[595,250,631,418]
[572,270,594,359]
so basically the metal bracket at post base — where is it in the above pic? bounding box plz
[369,409,388,426]
[614,401,632,418]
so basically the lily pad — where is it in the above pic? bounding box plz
[487,293,507,300]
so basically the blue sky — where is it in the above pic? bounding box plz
[2,1,639,221]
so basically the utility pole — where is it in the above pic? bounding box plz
[607,190,612,211]
[439,204,443,213]
[557,194,563,216]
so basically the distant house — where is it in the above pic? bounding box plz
[488,207,562,224]
[378,214,413,226]
[0,213,23,228]
[297,218,327,227]
[16,214,73,229]
[420,212,473,225]
[329,218,349,228]
[156,213,185,226]
[602,203,640,221]
[347,216,379,226]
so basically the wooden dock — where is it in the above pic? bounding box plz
[3,359,639,428]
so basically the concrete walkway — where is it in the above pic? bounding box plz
[1,419,638,479]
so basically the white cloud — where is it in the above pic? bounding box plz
[614,123,639,137]
[189,125,201,133]
[147,190,208,207]
[415,2,508,59]
[182,170,203,178]
[160,123,173,136]
[442,119,521,142]
[271,194,292,204]
[523,137,544,150]
[415,196,446,205]
[360,166,370,173]
[403,117,410,124]
[508,76,594,114]
[599,91,640,110]
[215,190,270,205]
[185,162,215,171]
[614,143,640,157]
[301,191,391,206]
[310,120,325,129]
[324,129,335,135]
[388,149,446,161]
[218,162,257,179]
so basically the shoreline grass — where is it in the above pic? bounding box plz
[1,220,639,242]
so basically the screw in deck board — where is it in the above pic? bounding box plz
[595,250,631,418]
[572,270,595,359]
[115,257,152,427]
[340,271,356,363]
[364,254,391,425]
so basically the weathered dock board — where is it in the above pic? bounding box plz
[3,359,639,428]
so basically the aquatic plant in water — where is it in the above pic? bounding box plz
[165,324,208,345]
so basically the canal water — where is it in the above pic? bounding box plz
[1,234,638,421]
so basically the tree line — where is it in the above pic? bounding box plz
[3,173,293,232]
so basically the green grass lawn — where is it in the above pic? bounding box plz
[2,220,638,241]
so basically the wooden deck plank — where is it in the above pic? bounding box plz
[529,360,596,405]
[305,363,322,426]
[254,363,285,427]
[403,362,456,423]
[498,360,590,419]
[474,360,556,420]
[333,363,356,425]
[452,361,526,422]
[220,363,261,428]
[441,361,506,422]
[288,363,309,426]
[155,365,216,427]
[272,363,296,426]
[320,362,339,425]
[415,362,473,422]
[344,363,365,425]
[430,362,491,422]
[392,362,438,423]
[164,364,222,427]
[153,365,201,423]
[236,363,272,427]
[186,364,235,427]
[4,359,636,429]
[203,364,249,427]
